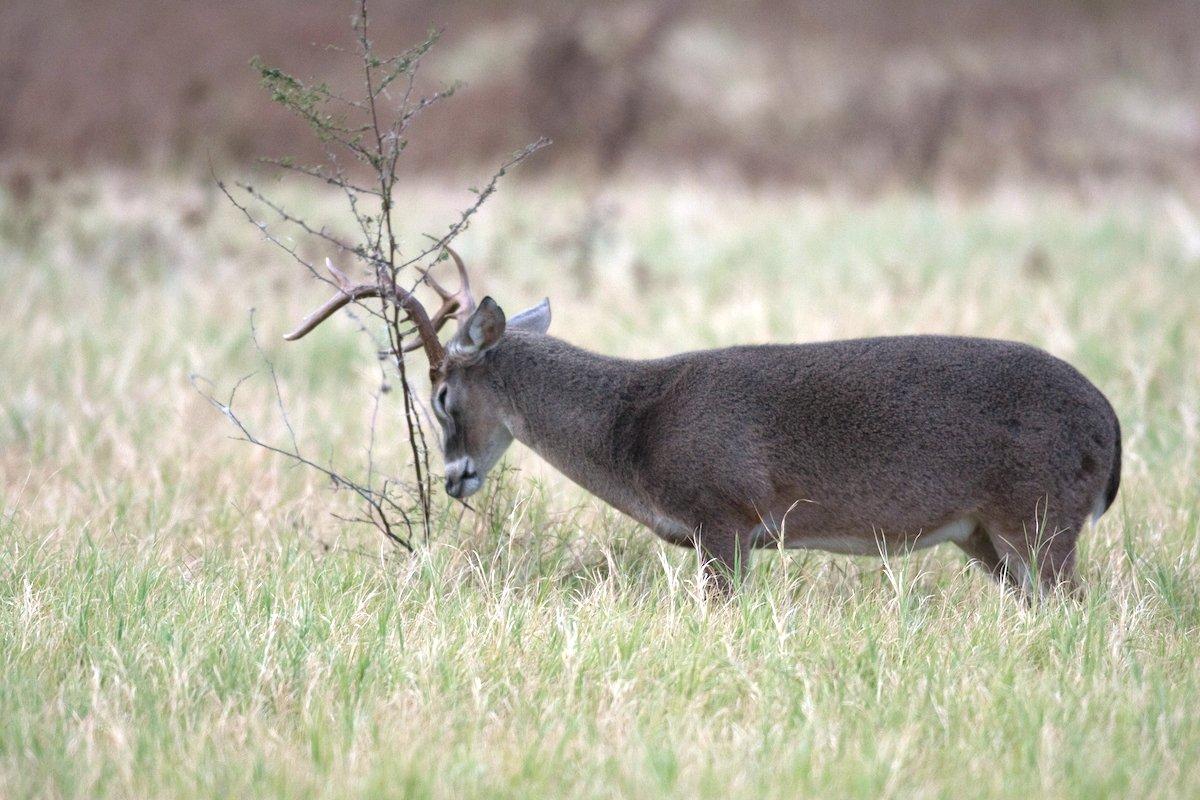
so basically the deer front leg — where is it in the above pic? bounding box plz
[697,524,753,597]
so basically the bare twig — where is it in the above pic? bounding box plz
[249,309,299,455]
[191,369,416,551]
[206,0,546,549]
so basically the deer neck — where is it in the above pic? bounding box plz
[485,332,654,505]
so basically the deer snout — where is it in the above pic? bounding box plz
[444,457,481,499]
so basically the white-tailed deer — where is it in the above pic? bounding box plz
[286,252,1121,596]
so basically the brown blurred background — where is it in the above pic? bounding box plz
[2,0,1198,191]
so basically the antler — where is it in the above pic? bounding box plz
[283,258,447,368]
[401,246,477,353]
[284,249,478,368]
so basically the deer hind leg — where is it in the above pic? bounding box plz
[982,509,1082,599]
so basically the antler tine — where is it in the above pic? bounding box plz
[401,245,477,352]
[443,245,477,318]
[285,258,446,369]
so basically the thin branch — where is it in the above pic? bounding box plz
[249,309,300,456]
[398,139,551,281]
[210,1,549,551]
[191,370,415,552]
[216,176,326,285]
[257,157,383,197]
[238,181,360,256]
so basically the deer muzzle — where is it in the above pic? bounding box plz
[444,457,481,499]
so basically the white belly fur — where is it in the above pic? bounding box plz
[759,517,976,556]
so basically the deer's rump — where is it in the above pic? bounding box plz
[631,335,1120,549]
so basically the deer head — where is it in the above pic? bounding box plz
[434,296,551,497]
[284,249,550,498]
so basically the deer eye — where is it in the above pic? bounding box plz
[435,385,449,415]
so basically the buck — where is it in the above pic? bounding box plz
[286,251,1121,596]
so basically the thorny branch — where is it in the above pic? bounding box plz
[203,0,546,549]
[190,318,416,551]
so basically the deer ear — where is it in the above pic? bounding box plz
[452,296,506,357]
[507,298,551,334]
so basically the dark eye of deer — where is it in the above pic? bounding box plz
[435,386,449,417]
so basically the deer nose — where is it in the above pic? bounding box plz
[444,458,477,498]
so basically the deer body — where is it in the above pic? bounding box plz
[287,259,1120,596]
[447,321,1120,594]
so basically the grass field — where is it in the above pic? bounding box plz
[2,172,1200,798]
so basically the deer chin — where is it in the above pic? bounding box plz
[444,456,482,499]
[444,474,482,499]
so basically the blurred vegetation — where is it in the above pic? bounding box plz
[3,171,1200,798]
[2,0,1199,190]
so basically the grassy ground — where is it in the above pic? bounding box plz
[2,172,1199,798]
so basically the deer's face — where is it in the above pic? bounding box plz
[433,297,551,499]
[433,366,512,499]
[282,251,547,501]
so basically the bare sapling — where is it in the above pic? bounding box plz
[196,0,547,549]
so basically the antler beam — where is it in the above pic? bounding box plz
[283,258,447,368]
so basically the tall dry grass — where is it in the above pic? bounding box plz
[1,171,1199,798]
